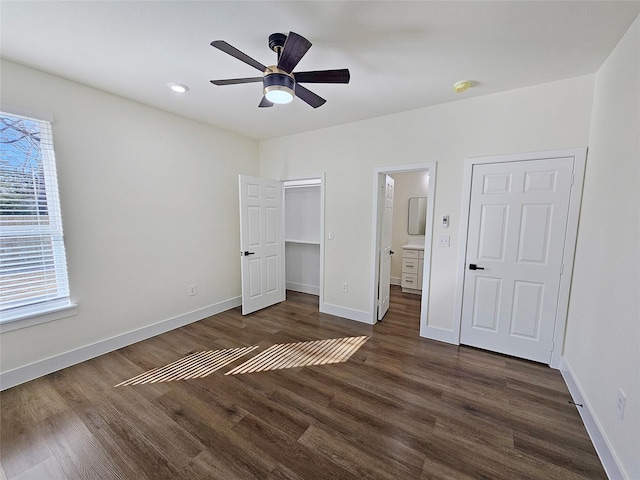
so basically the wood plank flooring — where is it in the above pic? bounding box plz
[0,287,606,479]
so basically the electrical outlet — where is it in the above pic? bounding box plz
[616,389,626,419]
[341,281,348,293]
[188,284,197,296]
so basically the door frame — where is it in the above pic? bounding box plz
[453,148,587,368]
[370,162,437,332]
[282,173,325,309]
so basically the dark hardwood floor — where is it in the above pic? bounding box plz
[1,287,605,479]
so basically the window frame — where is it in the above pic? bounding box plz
[0,108,76,332]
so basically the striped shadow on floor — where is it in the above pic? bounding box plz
[114,346,259,387]
[225,336,369,375]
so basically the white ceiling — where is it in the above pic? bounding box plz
[1,1,638,140]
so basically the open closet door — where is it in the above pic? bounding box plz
[238,175,285,315]
[378,174,394,320]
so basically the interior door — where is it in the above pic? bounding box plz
[378,174,394,320]
[460,157,574,363]
[239,175,285,315]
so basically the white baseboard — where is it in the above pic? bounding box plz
[560,357,625,480]
[0,296,241,391]
[286,282,319,296]
[390,276,401,286]
[419,324,459,344]
[320,302,373,325]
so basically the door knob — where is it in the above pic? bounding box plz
[469,264,485,270]
[243,251,255,256]
[390,250,395,255]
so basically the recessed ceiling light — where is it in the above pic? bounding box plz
[168,83,189,94]
[454,80,472,93]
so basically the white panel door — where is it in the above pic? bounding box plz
[239,175,285,315]
[460,157,574,363]
[378,175,394,320]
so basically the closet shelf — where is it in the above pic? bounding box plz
[285,239,320,245]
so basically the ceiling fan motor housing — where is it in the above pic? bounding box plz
[263,71,295,90]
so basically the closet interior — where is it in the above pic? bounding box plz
[284,179,321,297]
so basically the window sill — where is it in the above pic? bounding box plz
[0,301,78,333]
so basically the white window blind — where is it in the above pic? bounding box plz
[0,111,71,318]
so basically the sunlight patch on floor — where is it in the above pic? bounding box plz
[115,336,369,386]
[225,336,369,375]
[114,346,258,387]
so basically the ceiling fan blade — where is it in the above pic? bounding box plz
[294,69,350,84]
[277,32,312,74]
[295,84,326,108]
[259,97,274,108]
[210,77,263,86]
[210,40,267,72]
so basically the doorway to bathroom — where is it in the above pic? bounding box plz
[371,162,436,336]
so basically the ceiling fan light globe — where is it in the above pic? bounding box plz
[263,72,295,104]
[264,86,294,104]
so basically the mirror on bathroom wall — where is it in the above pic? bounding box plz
[408,197,427,235]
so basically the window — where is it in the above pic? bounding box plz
[1,111,73,328]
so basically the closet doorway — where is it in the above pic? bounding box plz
[284,175,324,310]
[371,163,436,335]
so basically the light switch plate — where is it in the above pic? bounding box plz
[437,235,450,247]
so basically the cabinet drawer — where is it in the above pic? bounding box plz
[402,258,420,274]
[403,249,420,259]
[402,273,419,289]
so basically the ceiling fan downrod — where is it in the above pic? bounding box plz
[268,33,287,62]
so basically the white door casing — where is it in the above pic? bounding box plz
[239,175,285,315]
[378,175,394,320]
[459,157,575,364]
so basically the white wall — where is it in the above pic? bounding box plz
[563,16,640,479]
[389,171,429,282]
[0,60,258,374]
[259,75,594,327]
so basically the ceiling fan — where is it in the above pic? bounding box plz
[210,32,350,108]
